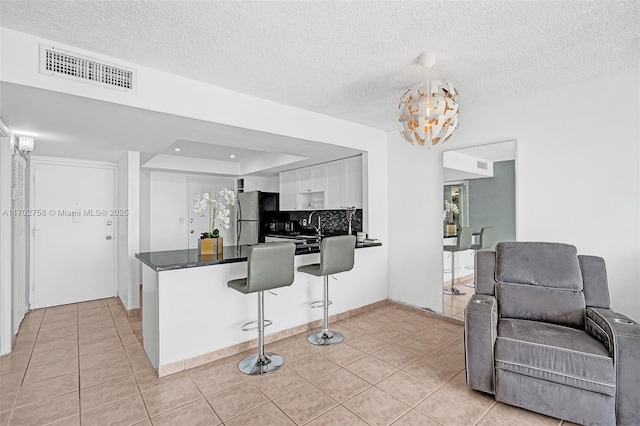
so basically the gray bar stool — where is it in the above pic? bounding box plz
[443,227,473,296]
[298,235,356,346]
[464,227,494,288]
[227,242,296,375]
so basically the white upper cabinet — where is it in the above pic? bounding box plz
[343,156,363,208]
[279,156,363,211]
[298,165,325,193]
[279,170,297,210]
[324,161,343,209]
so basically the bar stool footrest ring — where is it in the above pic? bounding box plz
[241,319,273,331]
[309,300,332,309]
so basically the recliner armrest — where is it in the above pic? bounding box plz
[586,307,640,425]
[464,294,498,395]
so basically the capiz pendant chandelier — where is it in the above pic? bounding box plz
[398,52,459,147]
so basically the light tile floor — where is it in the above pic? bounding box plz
[443,273,474,322]
[0,298,577,426]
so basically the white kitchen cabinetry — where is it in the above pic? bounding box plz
[279,156,363,211]
[279,170,297,210]
[298,166,325,193]
[343,156,363,209]
[324,161,343,209]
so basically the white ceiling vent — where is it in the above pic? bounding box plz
[476,161,488,170]
[39,44,136,93]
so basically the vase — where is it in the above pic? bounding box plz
[199,237,223,255]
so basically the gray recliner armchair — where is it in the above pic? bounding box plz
[465,242,640,426]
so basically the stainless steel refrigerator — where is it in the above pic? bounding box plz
[236,191,279,245]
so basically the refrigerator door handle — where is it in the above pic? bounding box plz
[237,199,242,245]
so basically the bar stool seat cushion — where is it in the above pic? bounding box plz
[228,278,250,294]
[297,263,322,276]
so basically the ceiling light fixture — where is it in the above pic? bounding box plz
[173,148,182,152]
[398,52,460,148]
[18,136,35,153]
[229,155,236,159]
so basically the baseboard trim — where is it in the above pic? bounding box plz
[115,295,141,317]
[157,298,390,377]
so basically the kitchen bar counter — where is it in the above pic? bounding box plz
[136,242,382,272]
[136,240,386,376]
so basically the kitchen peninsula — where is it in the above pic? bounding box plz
[136,241,384,376]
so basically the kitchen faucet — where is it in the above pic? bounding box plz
[308,211,322,236]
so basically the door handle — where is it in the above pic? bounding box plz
[106,235,112,240]
[190,230,194,234]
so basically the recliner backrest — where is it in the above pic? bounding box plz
[494,242,586,328]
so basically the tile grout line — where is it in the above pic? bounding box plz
[76,304,82,423]
[471,400,499,426]
[110,301,152,424]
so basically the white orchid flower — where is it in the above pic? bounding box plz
[193,188,236,235]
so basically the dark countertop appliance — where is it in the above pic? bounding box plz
[236,191,279,245]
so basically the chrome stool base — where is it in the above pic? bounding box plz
[307,330,344,346]
[444,286,466,296]
[464,282,475,288]
[238,353,283,375]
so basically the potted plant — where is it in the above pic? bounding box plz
[443,200,459,236]
[193,188,236,254]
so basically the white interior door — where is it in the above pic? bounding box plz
[187,178,235,249]
[32,162,116,308]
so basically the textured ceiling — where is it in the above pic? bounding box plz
[1,0,638,132]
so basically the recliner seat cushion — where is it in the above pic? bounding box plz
[495,319,615,396]
[496,283,586,328]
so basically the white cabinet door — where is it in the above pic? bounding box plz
[297,168,311,193]
[298,166,325,192]
[325,161,342,209]
[310,165,325,191]
[343,156,363,208]
[279,170,297,210]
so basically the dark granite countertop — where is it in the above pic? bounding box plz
[136,242,382,272]
[444,232,481,238]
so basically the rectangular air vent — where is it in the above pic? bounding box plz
[477,161,488,170]
[39,44,136,93]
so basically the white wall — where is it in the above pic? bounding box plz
[116,151,141,310]
[140,169,150,253]
[117,154,129,306]
[387,138,444,312]
[149,171,187,252]
[388,67,640,320]
[126,152,140,309]
[241,175,279,193]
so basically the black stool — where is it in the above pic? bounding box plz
[298,235,356,346]
[227,242,295,375]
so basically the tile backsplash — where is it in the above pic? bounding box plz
[287,209,363,234]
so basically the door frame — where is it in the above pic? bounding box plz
[0,122,13,355]
[29,156,119,308]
